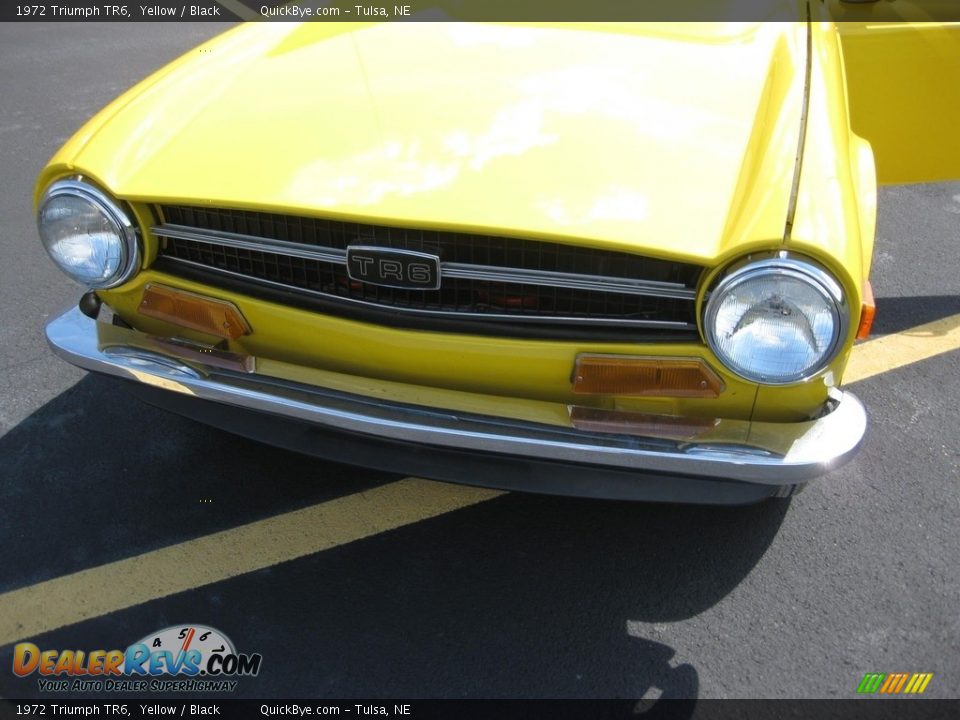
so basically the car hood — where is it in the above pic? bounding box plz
[61,21,808,264]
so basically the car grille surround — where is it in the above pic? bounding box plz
[152,205,705,341]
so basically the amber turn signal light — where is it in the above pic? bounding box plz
[138,284,251,340]
[856,280,876,340]
[572,355,723,397]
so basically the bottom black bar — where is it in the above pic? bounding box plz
[1,700,958,720]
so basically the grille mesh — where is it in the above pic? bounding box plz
[155,205,703,337]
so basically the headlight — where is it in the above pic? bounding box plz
[704,257,847,384]
[37,179,139,288]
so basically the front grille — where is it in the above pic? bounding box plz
[153,205,705,341]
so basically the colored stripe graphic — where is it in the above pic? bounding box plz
[904,674,921,694]
[892,673,909,694]
[908,674,934,694]
[857,673,885,693]
[858,672,933,695]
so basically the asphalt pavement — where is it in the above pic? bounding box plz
[0,22,958,701]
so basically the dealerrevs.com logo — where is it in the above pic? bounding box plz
[13,625,262,693]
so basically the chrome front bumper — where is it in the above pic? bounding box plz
[45,302,867,496]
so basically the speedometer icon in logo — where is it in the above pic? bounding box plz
[130,624,236,676]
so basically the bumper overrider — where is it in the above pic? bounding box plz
[46,301,867,505]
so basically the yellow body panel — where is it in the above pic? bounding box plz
[769,18,867,422]
[37,21,806,264]
[829,1,960,183]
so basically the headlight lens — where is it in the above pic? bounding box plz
[37,180,139,288]
[704,258,846,384]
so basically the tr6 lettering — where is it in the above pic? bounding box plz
[346,246,441,290]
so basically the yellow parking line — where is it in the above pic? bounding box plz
[845,313,960,385]
[0,479,503,648]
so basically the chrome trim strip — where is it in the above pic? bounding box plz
[47,303,867,484]
[153,224,346,265]
[159,256,696,330]
[152,223,696,300]
[441,263,695,299]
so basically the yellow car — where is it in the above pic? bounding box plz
[38,7,960,503]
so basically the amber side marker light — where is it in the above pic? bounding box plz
[138,284,251,340]
[572,355,723,397]
[857,280,876,340]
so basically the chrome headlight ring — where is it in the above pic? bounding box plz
[37,178,140,289]
[703,256,849,385]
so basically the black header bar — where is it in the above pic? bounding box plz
[3,0,960,23]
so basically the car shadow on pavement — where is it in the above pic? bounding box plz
[0,374,397,593]
[0,373,789,703]
[131,487,787,698]
[873,293,960,334]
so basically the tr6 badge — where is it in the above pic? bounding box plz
[346,246,441,290]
